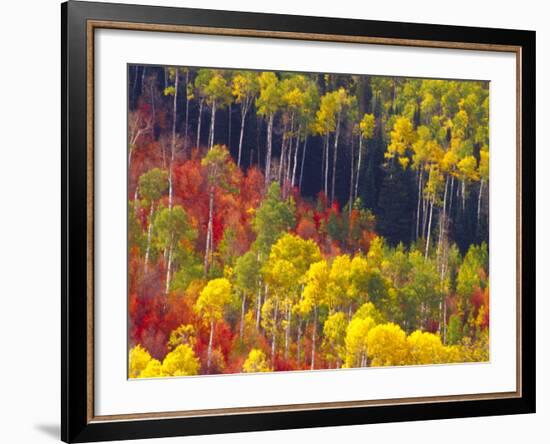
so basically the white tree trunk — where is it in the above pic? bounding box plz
[299,136,308,191]
[425,197,434,260]
[204,189,214,275]
[354,136,363,202]
[271,299,279,362]
[291,135,300,188]
[255,283,262,331]
[331,113,342,205]
[208,100,217,150]
[196,100,204,149]
[437,175,449,257]
[184,70,189,150]
[477,178,484,223]
[168,71,179,210]
[165,238,173,295]
[207,319,214,371]
[311,306,318,370]
[237,105,248,168]
[416,169,423,241]
[264,114,274,187]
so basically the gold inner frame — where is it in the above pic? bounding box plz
[86,19,523,423]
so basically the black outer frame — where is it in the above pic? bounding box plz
[61,1,536,442]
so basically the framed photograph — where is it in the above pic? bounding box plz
[62,1,535,442]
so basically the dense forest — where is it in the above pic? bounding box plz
[127,65,490,378]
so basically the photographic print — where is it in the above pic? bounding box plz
[127,65,490,378]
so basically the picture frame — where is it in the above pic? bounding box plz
[61,0,536,442]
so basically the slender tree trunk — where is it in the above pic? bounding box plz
[291,134,300,187]
[299,136,308,191]
[168,71,179,210]
[165,237,174,295]
[184,71,189,149]
[331,114,342,205]
[448,175,455,222]
[348,133,355,215]
[208,100,217,150]
[354,136,363,202]
[133,186,139,217]
[132,66,140,105]
[264,113,274,187]
[150,81,156,140]
[416,169,423,241]
[204,188,214,275]
[477,178,484,223]
[227,103,232,149]
[296,320,302,365]
[196,99,204,149]
[237,104,248,168]
[437,175,449,256]
[143,202,155,270]
[278,121,288,183]
[141,66,146,96]
[285,127,295,186]
[425,196,434,259]
[255,282,262,330]
[271,300,279,362]
[311,305,318,370]
[422,194,429,240]
[207,319,214,371]
[240,292,246,342]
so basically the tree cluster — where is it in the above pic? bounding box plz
[128,65,489,376]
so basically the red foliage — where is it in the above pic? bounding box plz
[296,216,319,242]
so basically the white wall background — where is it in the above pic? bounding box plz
[0,1,546,443]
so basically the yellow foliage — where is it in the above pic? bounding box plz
[344,316,376,368]
[243,348,271,373]
[322,312,348,365]
[168,324,196,350]
[129,344,152,378]
[299,260,330,315]
[195,278,232,323]
[139,359,162,378]
[161,344,200,376]
[367,323,409,366]
[407,330,447,365]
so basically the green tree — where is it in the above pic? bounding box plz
[251,182,295,257]
[153,205,196,294]
[234,251,261,341]
[139,168,168,269]
[201,145,236,274]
